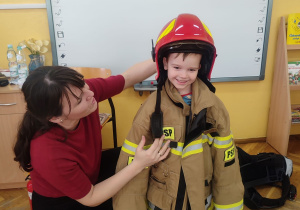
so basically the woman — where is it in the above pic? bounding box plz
[14,59,170,210]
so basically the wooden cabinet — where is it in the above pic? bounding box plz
[266,16,300,156]
[0,85,27,189]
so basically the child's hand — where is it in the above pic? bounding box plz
[133,135,170,170]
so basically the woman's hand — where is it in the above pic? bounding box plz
[132,135,170,171]
[77,135,170,207]
[122,59,156,89]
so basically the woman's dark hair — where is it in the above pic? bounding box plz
[14,66,85,172]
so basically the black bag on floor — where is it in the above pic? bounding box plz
[237,146,297,209]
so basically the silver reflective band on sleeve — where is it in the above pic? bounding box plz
[202,134,214,145]
[204,133,234,149]
[205,194,212,210]
[213,138,232,148]
[214,199,243,210]
[121,139,152,155]
[121,139,138,155]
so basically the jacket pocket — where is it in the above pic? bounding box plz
[149,175,167,190]
[149,160,179,198]
[147,180,173,210]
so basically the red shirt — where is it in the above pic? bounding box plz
[30,75,124,200]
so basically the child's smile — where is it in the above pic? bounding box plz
[163,53,202,95]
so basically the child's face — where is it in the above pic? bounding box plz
[163,53,202,95]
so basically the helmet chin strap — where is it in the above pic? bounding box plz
[198,74,216,93]
[150,85,163,138]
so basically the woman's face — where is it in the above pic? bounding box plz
[59,83,97,130]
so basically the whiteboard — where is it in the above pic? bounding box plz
[46,0,272,82]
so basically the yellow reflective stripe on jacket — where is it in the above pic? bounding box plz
[170,142,184,156]
[214,199,243,210]
[202,134,214,145]
[182,140,203,158]
[121,139,138,155]
[121,139,152,155]
[206,133,233,149]
[122,132,233,157]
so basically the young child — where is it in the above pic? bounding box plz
[113,13,244,210]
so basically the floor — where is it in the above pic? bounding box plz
[0,136,299,210]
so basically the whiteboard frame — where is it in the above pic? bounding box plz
[46,0,273,83]
[0,4,46,9]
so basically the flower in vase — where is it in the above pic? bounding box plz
[19,38,49,55]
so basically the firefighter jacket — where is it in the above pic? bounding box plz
[113,78,244,210]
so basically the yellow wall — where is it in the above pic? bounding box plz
[1,0,300,149]
[0,0,52,67]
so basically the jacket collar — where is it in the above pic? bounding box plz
[164,78,215,116]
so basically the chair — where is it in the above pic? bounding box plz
[71,67,117,148]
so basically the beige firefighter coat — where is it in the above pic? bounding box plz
[113,78,244,210]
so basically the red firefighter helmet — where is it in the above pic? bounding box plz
[152,13,217,85]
